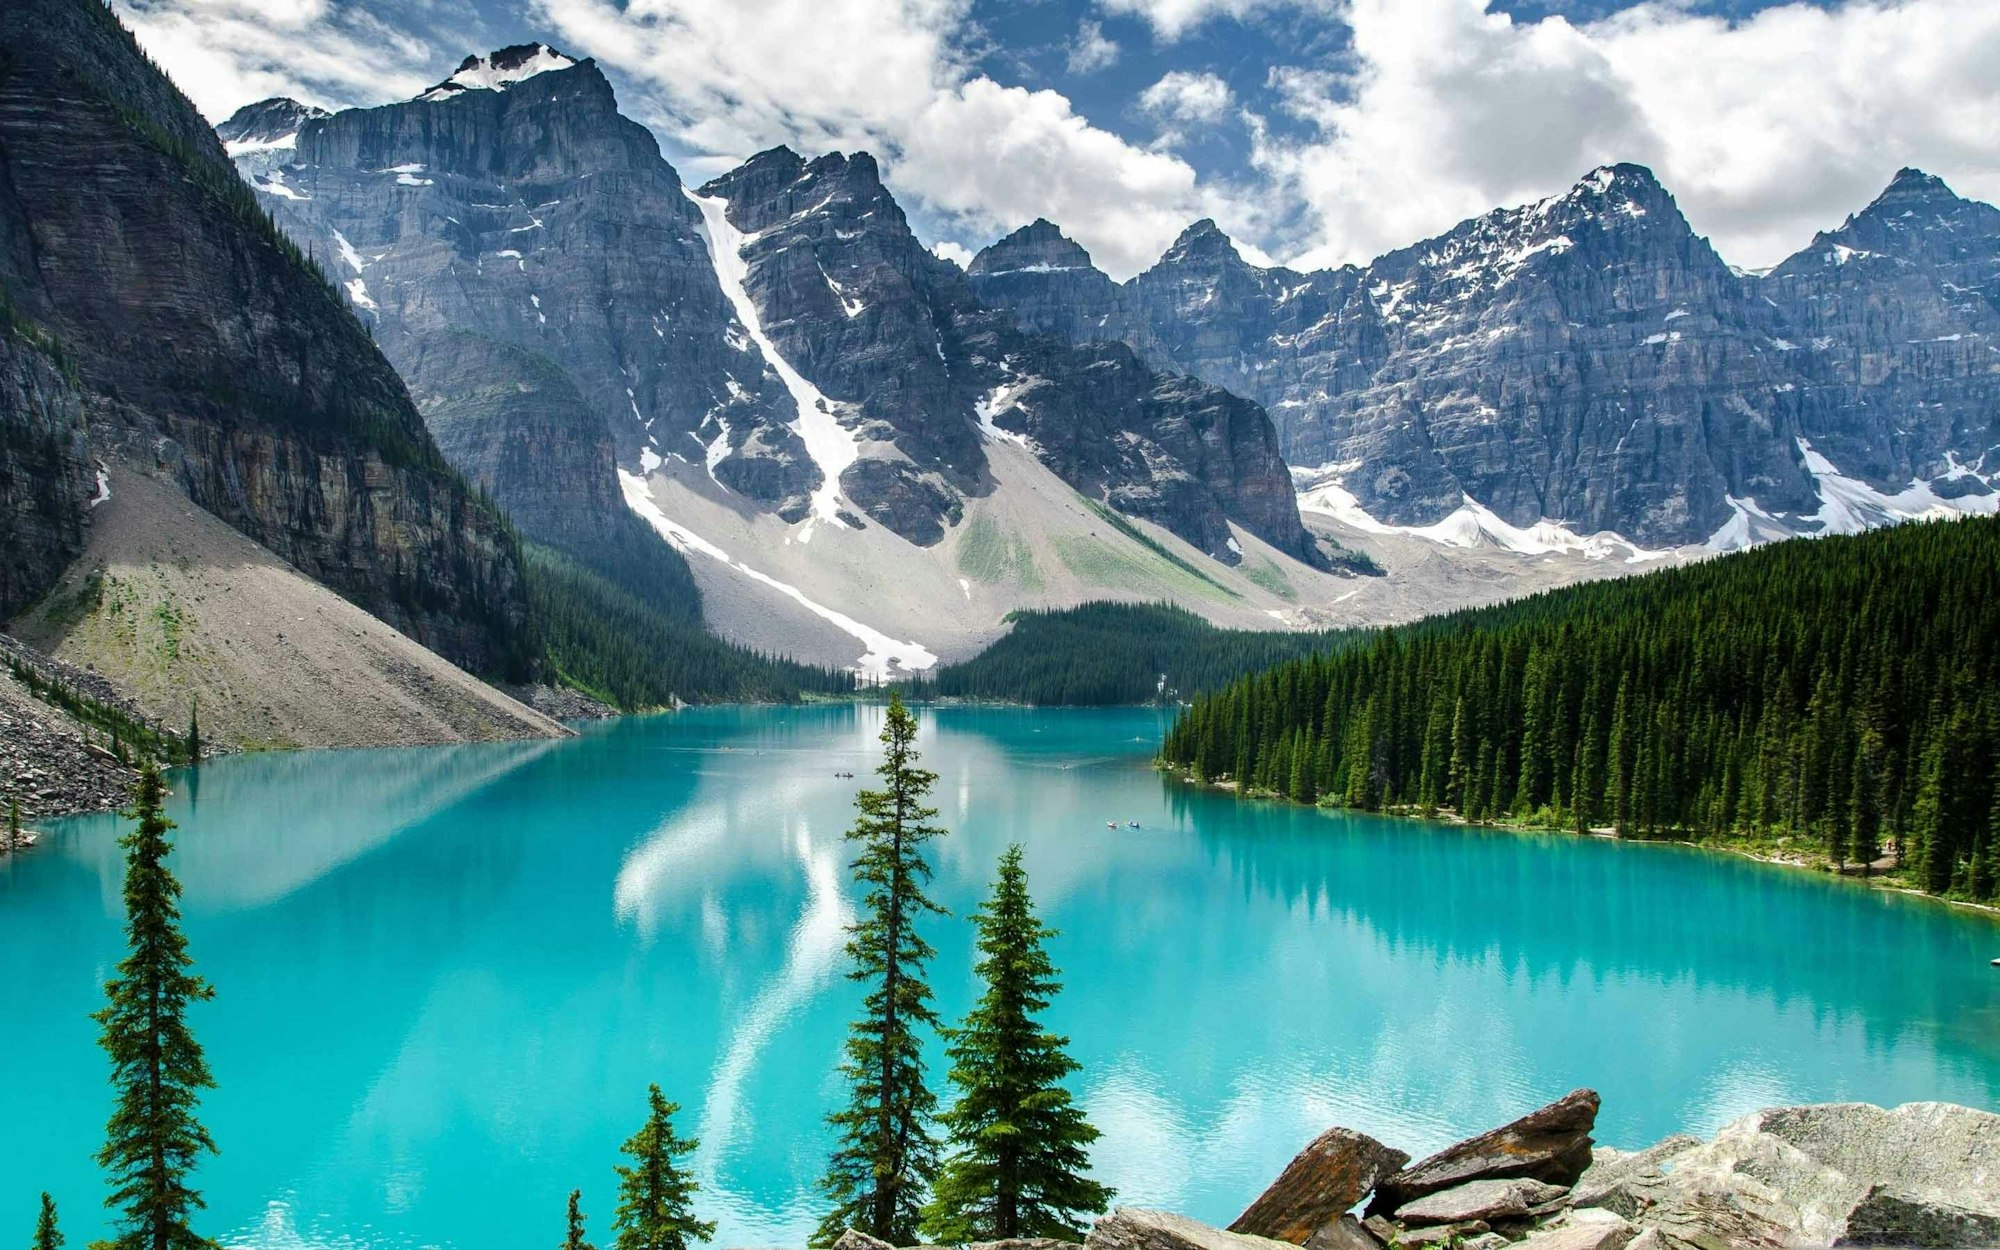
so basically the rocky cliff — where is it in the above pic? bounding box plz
[218,52,817,587]
[971,167,2000,550]
[0,0,536,677]
[697,147,1312,562]
[1764,168,2000,503]
[229,60,1313,569]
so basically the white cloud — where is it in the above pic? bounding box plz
[1260,0,2000,271]
[534,0,1221,277]
[1067,19,1122,74]
[1097,0,1334,41]
[114,0,454,119]
[931,240,975,267]
[1140,70,1234,123]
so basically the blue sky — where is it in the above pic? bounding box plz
[122,0,2000,278]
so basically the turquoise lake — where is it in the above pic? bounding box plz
[4,705,1999,1249]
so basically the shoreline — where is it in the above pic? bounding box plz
[1160,765,2000,925]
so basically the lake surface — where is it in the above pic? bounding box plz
[4,705,1998,1250]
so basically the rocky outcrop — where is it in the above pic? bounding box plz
[1371,1089,1601,1214]
[970,168,2000,549]
[1232,1127,1409,1241]
[0,0,536,677]
[1573,1102,2000,1248]
[698,148,1313,562]
[1214,1095,2000,1250]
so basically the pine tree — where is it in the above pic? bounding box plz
[612,1086,711,1250]
[815,694,947,1246]
[564,1189,596,1250]
[94,762,218,1250]
[5,797,20,852]
[923,847,1112,1243]
[185,701,201,765]
[34,1193,61,1250]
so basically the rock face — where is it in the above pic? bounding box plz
[971,168,2000,549]
[697,148,1314,562]
[218,52,767,607]
[0,0,534,676]
[1762,168,2000,501]
[230,72,1312,578]
[1231,1126,1409,1241]
[1373,1089,1601,1215]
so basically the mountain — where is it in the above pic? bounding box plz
[224,50,1344,674]
[1762,168,2000,522]
[0,0,557,749]
[692,146,1311,560]
[971,166,2000,551]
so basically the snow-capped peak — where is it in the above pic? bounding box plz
[419,44,577,101]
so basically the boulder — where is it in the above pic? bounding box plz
[965,1242,1083,1250]
[1361,1216,1397,1245]
[1232,1128,1411,1242]
[1572,1102,2000,1248]
[1370,1090,1601,1215]
[1089,1209,1298,1250]
[1301,1216,1381,1250]
[1462,1236,1512,1250]
[1397,1224,1487,1248]
[1509,1213,1636,1250]
[1396,1178,1570,1226]
[833,1230,896,1250]
[1834,1185,2000,1247]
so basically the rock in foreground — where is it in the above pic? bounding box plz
[1090,1208,1297,1250]
[1371,1089,1601,1215]
[1231,1127,1409,1242]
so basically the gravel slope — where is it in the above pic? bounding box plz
[9,466,567,753]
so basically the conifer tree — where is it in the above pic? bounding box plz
[95,762,217,1250]
[6,797,20,853]
[612,1086,711,1250]
[815,694,947,1246]
[564,1189,596,1250]
[923,847,1111,1243]
[34,1193,61,1250]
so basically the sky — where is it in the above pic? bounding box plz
[119,0,2000,280]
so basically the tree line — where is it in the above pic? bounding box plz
[525,544,857,708]
[1160,515,2000,900]
[928,601,1365,706]
[29,695,1109,1250]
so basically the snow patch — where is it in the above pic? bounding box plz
[1797,438,2000,534]
[689,190,860,540]
[421,45,576,100]
[343,278,377,311]
[90,466,111,508]
[331,230,366,274]
[974,375,1042,451]
[1293,466,1670,563]
[618,470,935,679]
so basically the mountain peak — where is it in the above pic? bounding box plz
[419,43,579,101]
[1866,166,1961,213]
[216,97,329,147]
[1162,218,1242,266]
[968,219,1095,276]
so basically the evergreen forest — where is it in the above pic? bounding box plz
[1159,516,2000,899]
